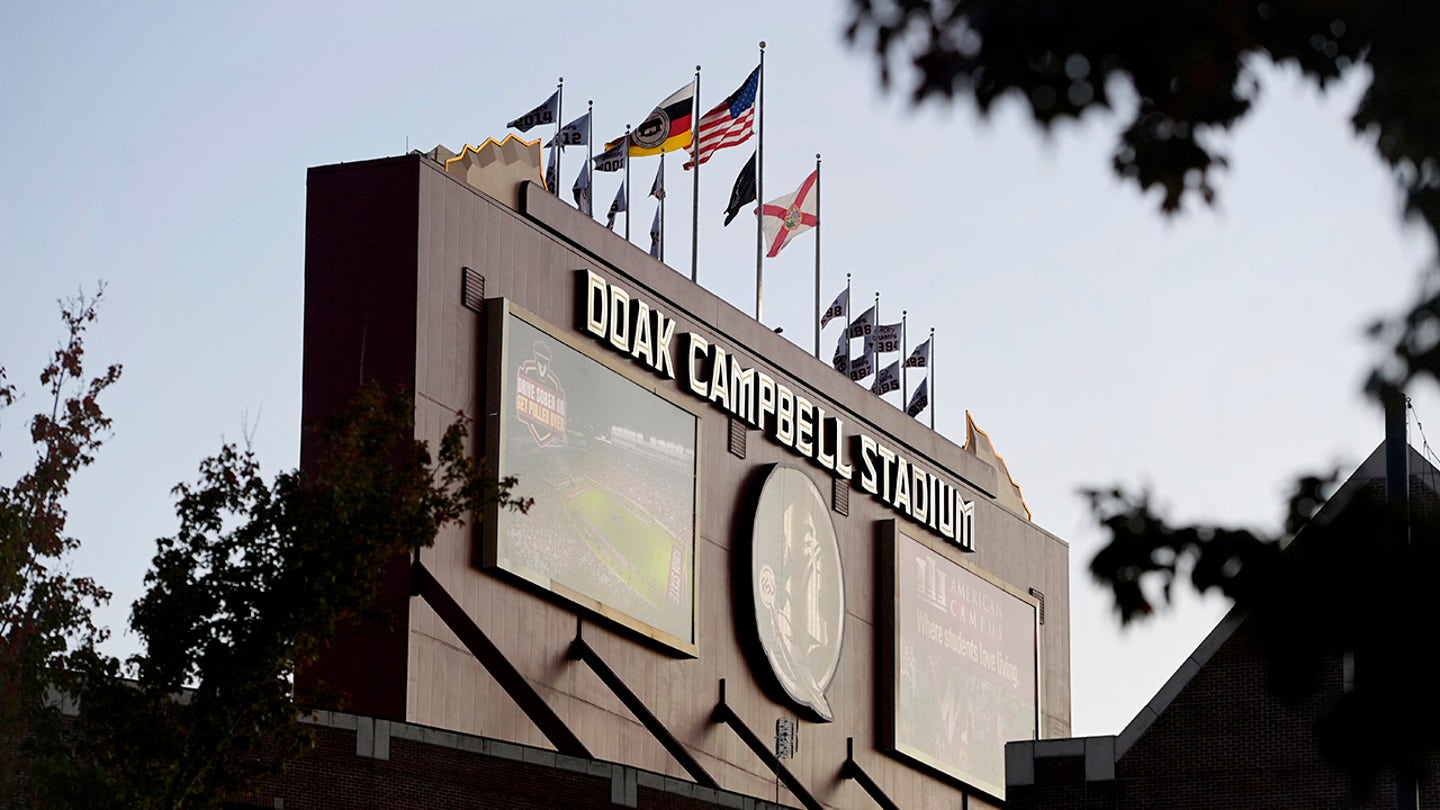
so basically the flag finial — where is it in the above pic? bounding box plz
[760,40,767,49]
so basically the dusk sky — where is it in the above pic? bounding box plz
[2,2,1433,738]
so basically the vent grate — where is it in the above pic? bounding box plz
[462,266,485,312]
[1029,587,1046,625]
[728,418,747,459]
[833,477,850,517]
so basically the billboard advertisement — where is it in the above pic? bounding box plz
[491,306,699,651]
[888,528,1038,799]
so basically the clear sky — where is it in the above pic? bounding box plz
[2,2,1433,739]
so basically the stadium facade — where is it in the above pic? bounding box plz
[293,143,1070,809]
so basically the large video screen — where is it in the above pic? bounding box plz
[889,530,1037,799]
[492,309,698,650]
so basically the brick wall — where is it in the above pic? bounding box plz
[1116,621,1349,809]
[228,714,796,810]
[1011,618,1440,810]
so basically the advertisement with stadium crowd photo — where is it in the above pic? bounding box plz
[890,530,1038,799]
[493,310,698,648]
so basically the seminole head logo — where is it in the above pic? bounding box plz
[751,466,845,721]
[515,340,567,447]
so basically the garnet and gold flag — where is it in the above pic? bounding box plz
[608,81,696,158]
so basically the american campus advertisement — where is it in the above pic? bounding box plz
[892,531,1038,798]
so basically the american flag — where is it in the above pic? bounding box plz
[685,65,760,169]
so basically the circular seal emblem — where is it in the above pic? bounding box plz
[751,466,845,721]
[783,203,803,230]
[633,108,672,150]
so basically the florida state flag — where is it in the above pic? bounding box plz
[760,169,819,258]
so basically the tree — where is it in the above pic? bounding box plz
[844,0,1440,393]
[2,293,529,809]
[0,288,119,802]
[844,0,1440,256]
[845,0,1440,789]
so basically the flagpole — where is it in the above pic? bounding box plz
[691,65,702,283]
[660,151,666,262]
[845,273,852,359]
[873,292,880,391]
[874,291,880,347]
[555,77,564,196]
[813,153,822,359]
[755,41,766,321]
[842,272,852,377]
[929,327,936,430]
[587,99,594,215]
[624,124,632,242]
[901,309,908,408]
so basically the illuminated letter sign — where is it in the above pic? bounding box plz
[577,270,979,552]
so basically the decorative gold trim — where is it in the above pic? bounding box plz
[443,133,544,172]
[964,411,1032,521]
